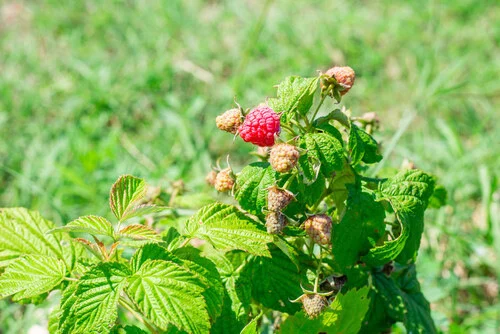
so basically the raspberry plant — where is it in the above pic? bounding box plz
[0,66,444,333]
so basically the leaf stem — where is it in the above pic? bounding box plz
[119,297,157,334]
[179,237,192,248]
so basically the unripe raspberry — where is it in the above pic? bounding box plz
[304,214,332,245]
[324,66,355,96]
[301,294,328,319]
[205,170,217,186]
[265,212,286,234]
[267,186,294,212]
[216,108,242,134]
[269,143,300,173]
[239,106,280,147]
[214,168,234,192]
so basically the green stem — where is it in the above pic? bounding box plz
[280,123,297,136]
[309,95,327,129]
[179,237,192,248]
[313,248,323,293]
[63,277,78,282]
[119,297,157,334]
[360,176,388,183]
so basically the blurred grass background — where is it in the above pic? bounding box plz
[0,0,499,332]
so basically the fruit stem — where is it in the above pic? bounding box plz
[313,247,323,293]
[309,94,327,129]
[280,123,297,136]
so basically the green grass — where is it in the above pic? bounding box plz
[0,0,499,332]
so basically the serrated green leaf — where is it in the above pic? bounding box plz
[126,259,210,334]
[348,123,382,165]
[132,243,223,321]
[299,133,344,181]
[331,185,385,272]
[59,262,130,334]
[382,170,435,263]
[0,208,77,269]
[273,235,301,269]
[248,246,307,313]
[280,287,370,334]
[209,252,252,333]
[184,203,272,256]
[0,255,66,300]
[235,162,276,215]
[267,76,318,122]
[240,312,263,334]
[49,215,114,238]
[372,265,437,333]
[118,224,161,242]
[174,247,224,320]
[109,175,146,221]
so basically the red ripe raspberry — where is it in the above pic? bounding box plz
[239,106,280,147]
[301,294,328,319]
[304,214,332,245]
[325,66,355,95]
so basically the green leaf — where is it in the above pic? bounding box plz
[0,255,66,300]
[267,76,318,122]
[329,165,356,214]
[184,203,272,256]
[0,208,77,269]
[372,265,437,333]
[118,224,161,242]
[174,247,224,320]
[235,162,276,215]
[383,170,435,263]
[331,185,385,272]
[280,287,370,334]
[49,215,114,238]
[126,259,210,334]
[248,246,307,313]
[109,175,147,221]
[348,123,382,165]
[209,251,252,333]
[59,262,130,334]
[428,184,447,209]
[240,312,263,334]
[299,133,344,181]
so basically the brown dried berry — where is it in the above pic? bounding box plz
[265,212,287,234]
[304,214,332,245]
[216,108,243,134]
[301,294,328,319]
[267,186,294,212]
[269,143,300,173]
[214,168,234,192]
